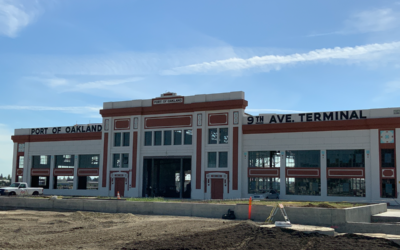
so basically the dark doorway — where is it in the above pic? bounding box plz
[31,176,50,189]
[143,157,191,198]
[211,179,224,199]
[115,178,125,197]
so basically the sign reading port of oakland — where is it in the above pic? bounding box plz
[153,98,183,105]
[247,110,367,124]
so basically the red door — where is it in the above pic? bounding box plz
[211,179,224,199]
[114,178,125,197]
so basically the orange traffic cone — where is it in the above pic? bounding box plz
[117,191,121,200]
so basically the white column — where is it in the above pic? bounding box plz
[237,110,243,198]
[280,150,286,197]
[320,149,327,197]
[201,111,207,199]
[11,143,17,182]
[369,129,380,201]
[136,116,142,198]
[73,154,78,190]
[106,124,113,196]
[49,155,55,189]
[23,142,30,182]
[27,155,33,187]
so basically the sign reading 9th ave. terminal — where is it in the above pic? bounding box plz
[247,110,367,124]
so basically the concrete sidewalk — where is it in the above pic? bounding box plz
[261,224,335,236]
[372,208,400,223]
[261,224,400,245]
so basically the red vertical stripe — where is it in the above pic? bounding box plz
[132,131,138,188]
[102,133,108,188]
[196,129,202,189]
[233,127,239,190]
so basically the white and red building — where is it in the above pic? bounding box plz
[10,91,400,203]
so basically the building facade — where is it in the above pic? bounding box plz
[10,91,400,204]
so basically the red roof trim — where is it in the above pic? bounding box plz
[100,99,248,117]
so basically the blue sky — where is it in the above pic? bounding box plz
[1,0,400,176]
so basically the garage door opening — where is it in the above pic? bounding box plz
[143,157,191,199]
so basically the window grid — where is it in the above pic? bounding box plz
[207,151,228,168]
[115,132,130,147]
[327,150,365,168]
[248,151,281,168]
[286,150,320,168]
[208,128,229,144]
[113,153,129,168]
[144,130,193,146]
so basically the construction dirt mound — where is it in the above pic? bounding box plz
[122,222,400,250]
[1,210,399,249]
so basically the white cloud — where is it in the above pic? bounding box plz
[44,77,68,87]
[23,47,239,76]
[0,124,13,176]
[28,76,144,97]
[0,0,42,38]
[344,8,399,34]
[72,77,143,90]
[162,41,400,75]
[0,105,102,115]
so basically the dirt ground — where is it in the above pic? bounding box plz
[0,210,399,250]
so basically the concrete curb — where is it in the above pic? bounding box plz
[0,197,387,227]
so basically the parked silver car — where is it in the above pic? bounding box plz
[265,190,280,199]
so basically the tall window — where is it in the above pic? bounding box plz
[248,151,281,168]
[219,128,228,144]
[382,179,396,198]
[286,150,320,168]
[113,153,129,168]
[154,131,162,146]
[208,128,228,144]
[55,155,75,168]
[123,132,130,146]
[327,150,364,167]
[32,156,50,169]
[79,155,100,168]
[145,131,152,146]
[114,132,121,146]
[184,130,192,145]
[286,178,321,196]
[18,156,24,168]
[218,152,228,168]
[174,130,182,145]
[208,152,217,168]
[248,177,280,194]
[55,176,74,189]
[115,132,130,147]
[208,152,228,168]
[327,178,365,197]
[40,155,48,165]
[381,149,395,168]
[113,154,120,168]
[164,131,172,145]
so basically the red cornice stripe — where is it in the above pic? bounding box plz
[11,132,102,143]
[243,117,400,134]
[100,99,248,117]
